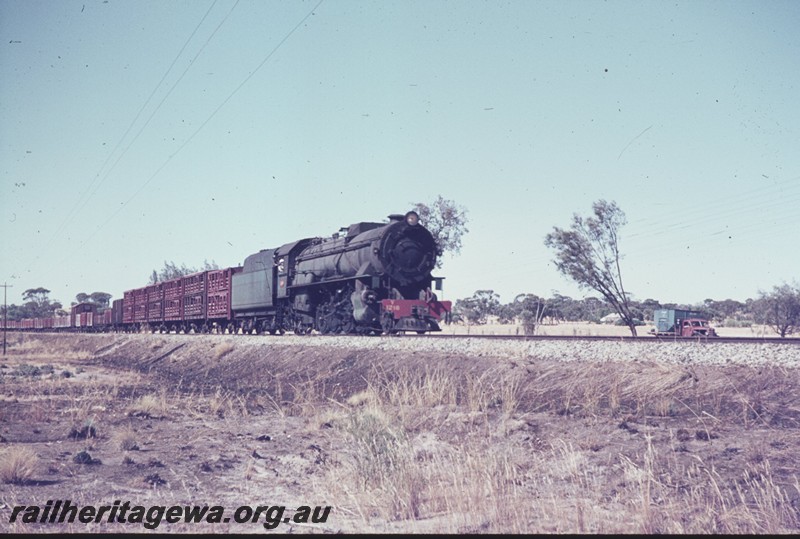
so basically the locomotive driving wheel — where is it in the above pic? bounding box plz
[315,303,334,334]
[314,286,357,334]
[339,285,356,334]
[381,312,398,335]
[338,307,355,334]
[295,321,313,335]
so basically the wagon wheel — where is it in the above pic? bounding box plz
[258,319,271,335]
[271,315,283,335]
[279,305,295,334]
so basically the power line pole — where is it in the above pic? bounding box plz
[2,282,11,356]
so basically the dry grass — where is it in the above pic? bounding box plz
[319,369,571,531]
[127,392,168,419]
[306,359,800,533]
[0,446,39,485]
[112,425,140,451]
[2,333,798,534]
[213,340,235,360]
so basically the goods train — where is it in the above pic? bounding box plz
[2,211,452,335]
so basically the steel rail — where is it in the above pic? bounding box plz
[394,333,800,345]
[3,328,799,345]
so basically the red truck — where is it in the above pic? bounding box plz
[650,309,718,337]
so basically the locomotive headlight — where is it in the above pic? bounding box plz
[405,211,420,226]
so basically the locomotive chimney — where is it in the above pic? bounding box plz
[387,214,404,222]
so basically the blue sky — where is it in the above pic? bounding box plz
[1,0,798,309]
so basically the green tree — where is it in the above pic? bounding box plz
[20,288,62,318]
[753,283,800,338]
[453,290,500,325]
[1,303,25,321]
[74,292,112,310]
[413,195,469,268]
[495,302,518,324]
[544,200,639,336]
[545,293,578,322]
[702,298,746,323]
[581,296,613,323]
[638,298,662,322]
[90,292,112,308]
[148,260,220,284]
[512,293,549,335]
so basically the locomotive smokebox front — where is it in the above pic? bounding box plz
[378,211,437,285]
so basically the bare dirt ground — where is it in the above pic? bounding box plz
[1,331,799,534]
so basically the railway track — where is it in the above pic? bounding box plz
[398,333,800,345]
[5,329,799,345]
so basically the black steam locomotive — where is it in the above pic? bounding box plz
[4,211,452,335]
[230,210,451,335]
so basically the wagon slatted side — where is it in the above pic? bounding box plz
[182,271,207,320]
[164,278,183,321]
[207,267,241,320]
[147,283,164,323]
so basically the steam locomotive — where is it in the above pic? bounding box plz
[4,211,452,335]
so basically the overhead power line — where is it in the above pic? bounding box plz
[53,0,326,270]
[20,0,226,278]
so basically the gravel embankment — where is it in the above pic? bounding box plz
[241,335,800,368]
